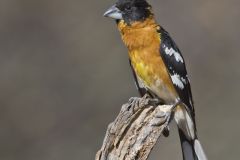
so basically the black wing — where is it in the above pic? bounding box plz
[158,27,195,117]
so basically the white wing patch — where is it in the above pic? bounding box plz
[164,46,184,63]
[171,74,187,89]
[181,77,187,84]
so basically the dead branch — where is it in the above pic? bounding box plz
[96,95,174,160]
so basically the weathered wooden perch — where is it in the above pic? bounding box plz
[96,95,175,160]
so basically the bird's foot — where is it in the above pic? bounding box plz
[148,98,164,107]
[129,97,141,106]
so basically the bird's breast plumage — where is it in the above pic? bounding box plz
[117,18,179,103]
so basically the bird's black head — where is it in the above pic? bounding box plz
[104,0,152,25]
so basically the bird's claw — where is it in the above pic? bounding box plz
[148,98,164,107]
[128,97,142,110]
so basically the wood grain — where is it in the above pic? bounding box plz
[96,95,174,160]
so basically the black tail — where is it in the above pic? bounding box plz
[175,105,207,160]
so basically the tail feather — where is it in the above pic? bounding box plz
[179,129,196,160]
[179,129,207,160]
[175,105,207,160]
[194,139,208,160]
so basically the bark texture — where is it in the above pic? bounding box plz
[96,95,174,160]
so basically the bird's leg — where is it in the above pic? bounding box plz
[128,94,162,111]
[143,91,165,107]
[128,97,142,109]
[148,98,164,106]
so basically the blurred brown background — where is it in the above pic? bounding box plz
[0,0,239,159]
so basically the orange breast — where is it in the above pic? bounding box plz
[118,18,178,103]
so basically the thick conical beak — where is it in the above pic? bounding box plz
[103,5,123,20]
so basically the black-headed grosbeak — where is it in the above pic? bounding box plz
[104,0,207,159]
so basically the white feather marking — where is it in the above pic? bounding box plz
[194,139,208,160]
[165,47,184,63]
[171,74,185,89]
[181,77,187,84]
[189,98,193,106]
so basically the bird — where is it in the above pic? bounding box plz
[104,0,207,159]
